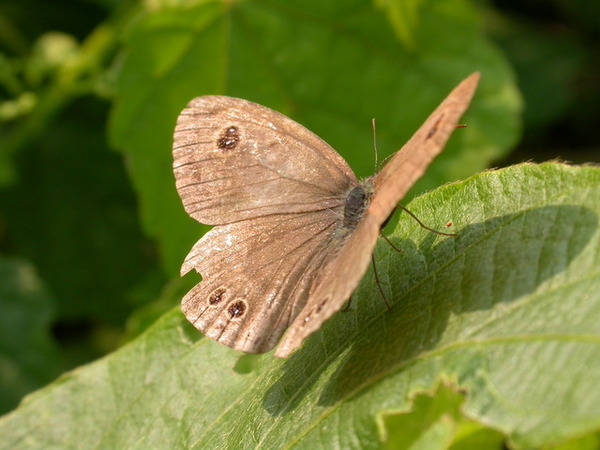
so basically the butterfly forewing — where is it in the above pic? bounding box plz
[173,96,357,225]
[368,73,480,223]
[275,73,480,357]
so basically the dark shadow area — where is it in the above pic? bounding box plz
[263,204,597,415]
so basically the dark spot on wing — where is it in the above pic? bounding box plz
[316,298,328,314]
[426,114,445,139]
[209,288,226,305]
[217,126,240,149]
[228,300,246,318]
[300,295,331,328]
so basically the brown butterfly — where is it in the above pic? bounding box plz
[173,73,479,357]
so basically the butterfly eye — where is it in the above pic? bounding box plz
[208,288,227,305]
[227,300,247,319]
[217,126,240,150]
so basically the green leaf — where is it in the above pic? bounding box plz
[108,0,520,274]
[549,431,600,450]
[490,12,585,133]
[1,162,599,448]
[0,257,61,414]
[378,383,505,449]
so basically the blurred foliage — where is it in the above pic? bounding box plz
[485,0,600,160]
[0,0,598,440]
[0,257,61,414]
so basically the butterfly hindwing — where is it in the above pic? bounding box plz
[181,210,343,353]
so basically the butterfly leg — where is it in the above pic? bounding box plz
[380,232,402,252]
[371,253,391,310]
[398,205,459,237]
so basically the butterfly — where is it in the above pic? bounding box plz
[173,73,479,357]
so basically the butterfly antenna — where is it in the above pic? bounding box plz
[399,205,459,237]
[372,118,379,172]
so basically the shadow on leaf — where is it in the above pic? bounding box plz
[264,204,597,415]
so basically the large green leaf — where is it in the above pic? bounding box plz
[109,0,520,274]
[1,162,598,448]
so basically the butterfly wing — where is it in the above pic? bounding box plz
[181,211,344,353]
[274,212,381,357]
[275,73,480,357]
[173,96,358,353]
[368,73,480,222]
[174,95,356,225]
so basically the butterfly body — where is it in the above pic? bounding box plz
[173,73,480,357]
[342,180,374,229]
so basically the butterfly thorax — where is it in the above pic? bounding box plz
[342,178,374,230]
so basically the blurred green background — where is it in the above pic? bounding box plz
[0,0,598,416]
